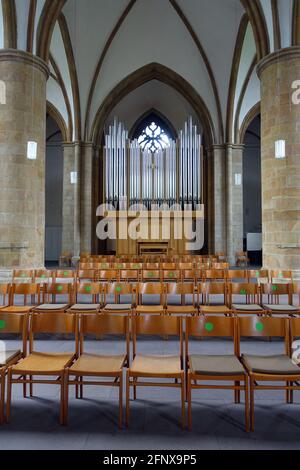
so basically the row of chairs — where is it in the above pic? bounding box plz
[1,281,300,316]
[10,268,296,285]
[1,312,300,431]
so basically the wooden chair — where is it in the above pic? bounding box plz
[236,252,249,267]
[238,316,300,431]
[199,282,231,315]
[102,283,136,315]
[141,270,161,282]
[165,283,198,316]
[6,312,78,425]
[202,269,226,282]
[76,269,97,282]
[135,283,165,315]
[186,316,249,431]
[126,315,185,428]
[215,252,227,263]
[12,270,34,284]
[1,284,40,313]
[34,283,73,313]
[98,270,118,282]
[162,270,181,283]
[161,263,177,271]
[33,270,51,284]
[291,282,300,309]
[0,312,28,423]
[227,270,248,283]
[260,283,299,315]
[119,269,139,283]
[181,269,197,284]
[248,270,269,284]
[59,251,73,267]
[68,282,102,314]
[211,263,229,270]
[228,283,266,315]
[65,314,129,428]
[52,270,76,284]
[0,284,10,307]
[270,270,292,283]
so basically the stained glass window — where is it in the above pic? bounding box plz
[137,121,170,153]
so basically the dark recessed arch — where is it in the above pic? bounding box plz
[129,108,178,141]
[239,101,261,144]
[90,63,216,148]
[46,100,68,142]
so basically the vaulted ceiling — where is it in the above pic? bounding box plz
[0,0,299,144]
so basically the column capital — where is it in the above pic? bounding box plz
[257,46,300,78]
[0,49,49,78]
[225,143,245,151]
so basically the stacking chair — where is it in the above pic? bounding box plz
[98,270,118,282]
[236,252,249,267]
[186,316,249,431]
[211,263,229,270]
[1,284,41,313]
[76,269,97,283]
[126,315,185,428]
[227,270,248,283]
[102,283,136,315]
[0,284,10,307]
[215,252,227,263]
[6,313,78,425]
[59,251,72,267]
[162,269,181,283]
[141,270,161,282]
[34,270,51,284]
[270,270,292,284]
[248,270,269,284]
[181,269,197,284]
[165,283,198,316]
[68,282,102,314]
[135,283,165,315]
[12,270,34,284]
[161,263,177,271]
[65,314,129,428]
[291,282,300,309]
[260,283,299,315]
[238,316,300,431]
[34,283,73,313]
[119,269,139,283]
[0,312,27,423]
[53,270,76,284]
[228,283,266,315]
[199,282,231,315]
[202,269,226,282]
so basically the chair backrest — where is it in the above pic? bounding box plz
[186,316,237,357]
[137,282,164,295]
[181,269,196,282]
[30,312,78,354]
[104,282,136,306]
[133,315,183,359]
[289,317,300,356]
[0,283,10,306]
[99,270,118,281]
[200,282,227,305]
[270,270,292,282]
[228,282,259,307]
[248,269,269,282]
[260,283,292,304]
[237,316,288,355]
[10,283,40,306]
[227,270,248,281]
[75,282,102,302]
[77,269,96,281]
[178,263,194,270]
[44,283,73,304]
[34,270,51,284]
[162,270,181,282]
[0,312,28,356]
[203,269,225,281]
[12,270,34,283]
[80,314,129,359]
[119,270,139,281]
[142,270,161,281]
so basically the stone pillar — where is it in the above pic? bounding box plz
[80,142,94,254]
[257,47,300,270]
[62,142,81,257]
[0,50,48,268]
[211,145,227,253]
[226,144,244,265]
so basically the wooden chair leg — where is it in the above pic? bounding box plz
[125,370,130,427]
[64,371,69,425]
[290,382,294,404]
[181,373,185,430]
[60,372,65,425]
[119,371,123,429]
[286,381,290,404]
[245,377,250,433]
[250,377,255,432]
[234,381,241,404]
[6,368,12,423]
[80,376,83,399]
[0,373,5,425]
[187,371,192,430]
[30,376,33,397]
[23,375,27,398]
[133,377,137,400]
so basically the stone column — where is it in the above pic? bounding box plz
[226,144,244,265]
[62,142,81,257]
[80,142,94,254]
[211,145,227,254]
[0,50,48,268]
[257,47,300,270]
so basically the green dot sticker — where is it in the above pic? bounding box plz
[102,264,108,269]
[0,320,5,330]
[85,286,92,293]
[41,274,46,279]
[21,273,26,278]
[256,271,260,277]
[205,322,214,333]
[134,264,140,269]
[57,285,63,293]
[272,285,278,292]
[148,272,154,278]
[279,272,283,278]
[256,322,264,332]
[117,264,123,269]
[240,289,247,295]
[168,272,174,278]
[116,286,122,293]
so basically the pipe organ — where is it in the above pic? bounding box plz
[104,116,203,210]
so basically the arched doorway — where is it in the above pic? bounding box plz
[45,113,64,265]
[242,113,262,266]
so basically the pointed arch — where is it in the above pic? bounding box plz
[240,0,270,60]
[129,108,178,141]
[46,100,68,142]
[239,101,261,144]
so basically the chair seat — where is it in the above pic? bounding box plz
[190,355,245,376]
[11,352,75,373]
[135,305,164,314]
[70,304,100,311]
[263,304,298,312]
[0,306,35,313]
[0,350,21,367]
[130,355,181,375]
[200,305,231,314]
[103,304,132,311]
[166,305,197,314]
[69,353,126,374]
[242,354,300,375]
[34,304,69,311]
[232,304,263,311]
